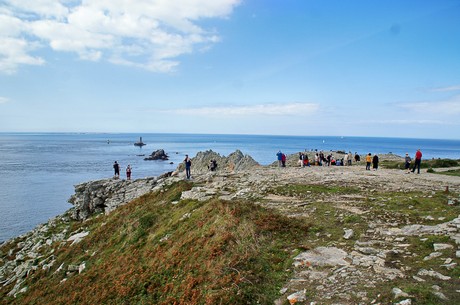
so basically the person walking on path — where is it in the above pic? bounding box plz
[281,153,286,167]
[404,153,412,174]
[372,154,379,170]
[276,151,283,167]
[184,154,192,179]
[113,161,120,178]
[411,149,422,174]
[126,165,132,180]
[365,153,372,170]
[343,153,349,166]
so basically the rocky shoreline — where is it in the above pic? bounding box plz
[1,150,460,303]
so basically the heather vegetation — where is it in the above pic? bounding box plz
[1,181,311,305]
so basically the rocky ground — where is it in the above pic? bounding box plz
[181,160,460,304]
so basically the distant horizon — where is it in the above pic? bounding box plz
[1,131,459,141]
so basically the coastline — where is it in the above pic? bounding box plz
[1,133,459,242]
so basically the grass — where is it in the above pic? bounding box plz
[271,183,360,197]
[433,168,460,177]
[381,158,459,170]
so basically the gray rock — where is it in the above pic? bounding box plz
[343,228,354,239]
[417,269,451,280]
[392,287,410,299]
[294,247,349,267]
[433,243,453,251]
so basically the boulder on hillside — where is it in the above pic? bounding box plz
[175,150,260,174]
[144,149,169,161]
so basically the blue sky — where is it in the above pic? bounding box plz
[1,0,460,139]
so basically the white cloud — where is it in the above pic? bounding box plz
[0,97,10,104]
[0,0,241,73]
[369,119,451,125]
[165,102,320,116]
[430,85,460,92]
[398,95,460,115]
[0,37,45,74]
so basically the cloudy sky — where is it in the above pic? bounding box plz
[1,0,459,139]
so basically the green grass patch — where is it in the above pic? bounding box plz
[433,168,460,177]
[365,191,460,222]
[381,158,459,170]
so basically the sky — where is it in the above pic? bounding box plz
[1,0,460,139]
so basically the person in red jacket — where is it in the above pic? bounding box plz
[411,149,422,174]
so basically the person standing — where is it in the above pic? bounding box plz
[276,150,283,167]
[411,149,422,174]
[113,161,120,178]
[354,152,360,163]
[126,165,132,180]
[348,151,353,166]
[184,155,192,179]
[404,153,412,174]
[365,153,372,170]
[281,153,286,167]
[372,154,379,170]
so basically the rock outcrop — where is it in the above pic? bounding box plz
[144,149,169,160]
[175,149,260,175]
[68,174,178,221]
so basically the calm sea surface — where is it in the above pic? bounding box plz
[1,132,459,242]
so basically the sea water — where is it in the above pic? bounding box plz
[1,132,459,242]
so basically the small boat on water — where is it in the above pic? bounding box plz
[134,137,146,147]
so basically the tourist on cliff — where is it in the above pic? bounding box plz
[298,152,304,167]
[365,153,372,170]
[343,153,349,166]
[348,151,353,165]
[354,152,360,163]
[126,165,132,180]
[184,155,192,179]
[281,153,286,167]
[276,150,283,167]
[113,161,120,178]
[208,159,217,171]
[303,153,310,167]
[411,149,423,174]
[404,153,412,174]
[372,154,379,170]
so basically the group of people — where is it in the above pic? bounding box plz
[276,149,424,173]
[113,161,132,180]
[113,148,424,181]
[279,150,360,167]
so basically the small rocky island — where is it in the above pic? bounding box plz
[133,136,146,146]
[144,149,169,161]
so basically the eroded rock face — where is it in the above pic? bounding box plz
[175,149,260,175]
[68,177,159,220]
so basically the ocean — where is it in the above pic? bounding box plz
[1,132,459,243]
